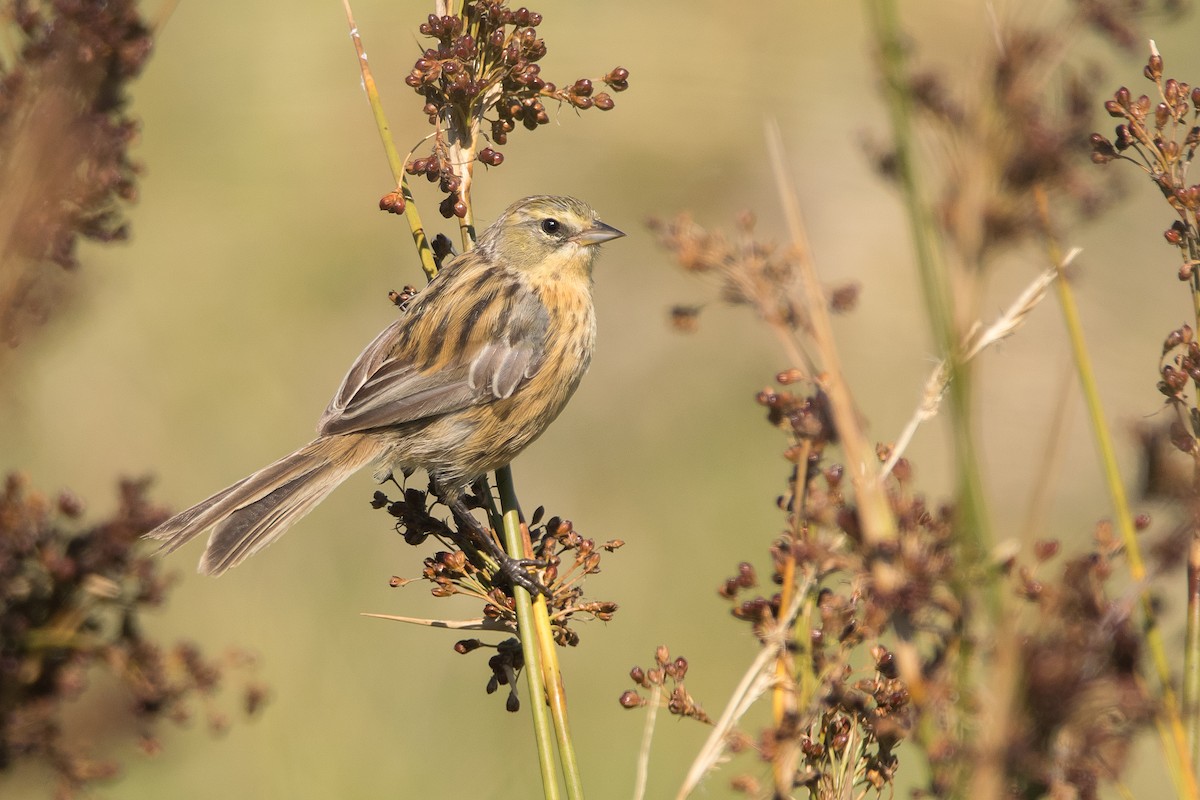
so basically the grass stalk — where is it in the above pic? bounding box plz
[497,499,562,800]
[341,0,438,279]
[632,684,662,800]
[765,122,897,551]
[496,467,585,800]
[1033,186,1198,799]
[863,0,992,564]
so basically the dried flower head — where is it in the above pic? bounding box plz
[0,474,265,797]
[1090,46,1200,283]
[400,1,629,217]
[0,1,152,351]
[372,484,619,706]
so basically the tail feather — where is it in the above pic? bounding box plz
[201,468,336,576]
[146,435,384,575]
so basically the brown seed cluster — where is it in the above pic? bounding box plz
[642,9,1195,798]
[393,1,629,218]
[999,527,1154,798]
[619,645,710,724]
[645,270,1164,796]
[0,0,153,348]
[1090,49,1200,280]
[453,637,525,712]
[870,5,1184,270]
[0,474,266,797]
[1157,322,1200,411]
[373,485,619,705]
[1107,51,1200,538]
[648,196,1183,796]
[710,419,951,794]
[652,212,863,336]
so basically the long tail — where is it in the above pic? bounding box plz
[146,435,385,576]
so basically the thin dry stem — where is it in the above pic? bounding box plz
[359,613,514,632]
[765,120,898,550]
[633,683,662,800]
[675,583,811,799]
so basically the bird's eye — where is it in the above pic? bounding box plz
[540,218,561,235]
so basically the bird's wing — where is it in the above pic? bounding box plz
[317,272,549,436]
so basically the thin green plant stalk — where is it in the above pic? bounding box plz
[1186,234,1200,774]
[498,502,562,800]
[863,11,998,787]
[496,467,586,800]
[342,0,437,279]
[1034,186,1198,799]
[863,0,992,565]
[531,581,585,800]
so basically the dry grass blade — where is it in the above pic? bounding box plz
[881,262,1063,479]
[633,684,663,800]
[360,613,514,631]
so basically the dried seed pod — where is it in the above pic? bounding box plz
[619,690,644,708]
[1146,52,1164,80]
[605,66,630,91]
[478,147,504,166]
[1156,102,1171,128]
[378,191,405,214]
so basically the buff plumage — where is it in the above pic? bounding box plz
[146,195,623,577]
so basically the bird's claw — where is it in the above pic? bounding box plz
[496,554,552,598]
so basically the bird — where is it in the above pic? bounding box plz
[146,195,623,590]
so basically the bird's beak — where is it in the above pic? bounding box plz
[572,220,625,246]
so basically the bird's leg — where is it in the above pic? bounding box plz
[442,490,550,598]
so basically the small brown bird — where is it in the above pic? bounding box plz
[147,195,623,586]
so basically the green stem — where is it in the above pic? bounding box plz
[1035,187,1197,799]
[496,466,584,800]
[342,0,437,279]
[497,496,561,800]
[530,577,585,800]
[864,0,992,566]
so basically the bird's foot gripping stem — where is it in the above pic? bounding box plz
[447,495,551,598]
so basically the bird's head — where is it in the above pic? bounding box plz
[476,195,624,281]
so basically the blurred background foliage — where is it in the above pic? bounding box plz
[3,0,1200,797]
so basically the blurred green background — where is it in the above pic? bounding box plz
[4,0,1200,797]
